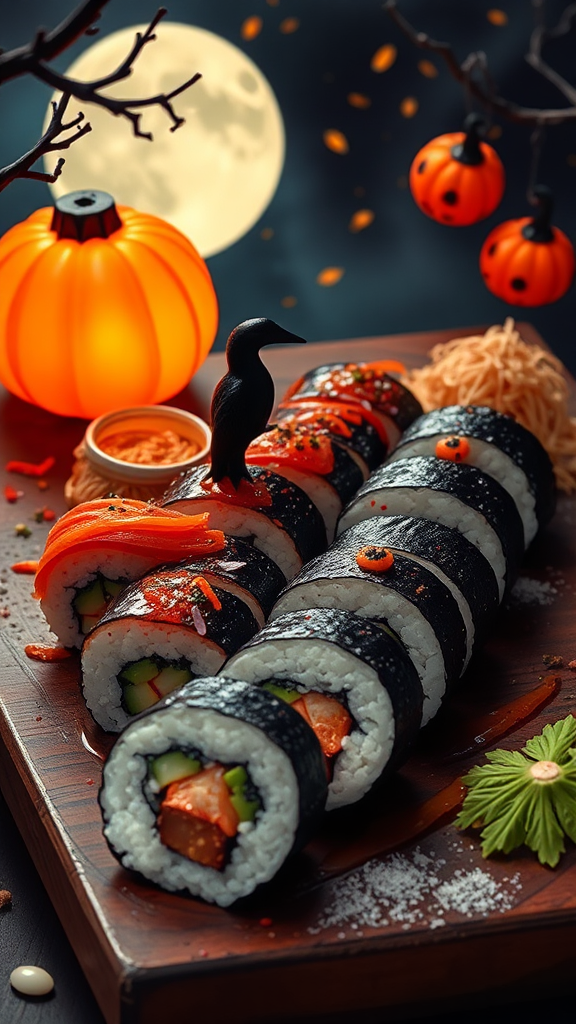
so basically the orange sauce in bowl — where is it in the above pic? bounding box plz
[98,429,199,466]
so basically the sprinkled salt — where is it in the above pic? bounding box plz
[309,844,521,935]
[508,577,557,607]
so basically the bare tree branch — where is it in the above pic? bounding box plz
[385,0,576,126]
[0,94,91,193]
[0,4,201,191]
[0,0,109,84]
[526,0,576,105]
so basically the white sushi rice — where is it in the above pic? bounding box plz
[100,704,300,907]
[82,621,226,732]
[222,638,396,810]
[338,488,507,601]
[166,498,300,580]
[270,581,445,726]
[40,550,163,649]
[387,436,536,546]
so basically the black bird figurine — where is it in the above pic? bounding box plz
[209,318,307,488]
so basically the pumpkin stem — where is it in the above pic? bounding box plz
[51,190,122,242]
[523,184,555,243]
[451,113,486,166]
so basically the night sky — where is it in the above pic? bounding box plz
[2,0,576,374]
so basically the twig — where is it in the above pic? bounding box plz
[0,4,201,190]
[0,94,91,193]
[384,0,576,125]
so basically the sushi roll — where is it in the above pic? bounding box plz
[270,541,467,725]
[151,534,287,629]
[337,455,525,599]
[245,422,364,543]
[33,498,225,648]
[221,608,423,809]
[283,362,423,448]
[331,516,500,666]
[161,465,326,581]
[386,405,556,546]
[276,400,388,474]
[82,566,261,731]
[100,677,327,906]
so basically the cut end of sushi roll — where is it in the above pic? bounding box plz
[100,677,327,906]
[221,608,423,809]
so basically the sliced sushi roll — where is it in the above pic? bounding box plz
[333,516,500,666]
[100,677,327,906]
[387,405,556,546]
[159,535,286,628]
[33,498,225,648]
[221,608,423,809]
[276,400,388,474]
[245,423,364,542]
[283,362,423,448]
[161,465,326,581]
[82,567,260,731]
[337,456,525,600]
[270,543,467,725]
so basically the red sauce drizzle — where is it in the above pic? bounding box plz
[200,476,272,508]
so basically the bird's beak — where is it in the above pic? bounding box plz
[265,324,307,347]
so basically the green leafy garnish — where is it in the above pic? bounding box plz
[455,715,576,868]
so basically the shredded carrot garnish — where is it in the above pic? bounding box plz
[402,319,576,492]
[25,644,71,661]
[191,576,222,611]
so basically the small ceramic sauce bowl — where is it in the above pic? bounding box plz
[65,405,211,507]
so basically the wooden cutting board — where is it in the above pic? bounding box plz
[0,324,575,1024]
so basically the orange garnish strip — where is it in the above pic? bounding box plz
[278,399,390,445]
[246,427,335,476]
[364,359,406,376]
[33,499,225,600]
[191,576,222,611]
[11,560,39,575]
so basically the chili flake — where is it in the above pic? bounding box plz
[4,485,22,503]
[6,456,55,477]
[25,644,72,662]
[11,561,39,575]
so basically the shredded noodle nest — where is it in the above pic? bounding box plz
[401,318,576,493]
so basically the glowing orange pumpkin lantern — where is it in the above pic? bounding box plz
[0,191,218,418]
[409,114,505,226]
[480,185,575,306]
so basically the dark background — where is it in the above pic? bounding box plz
[1,0,576,373]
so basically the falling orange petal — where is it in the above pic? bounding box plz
[281,295,298,308]
[280,17,300,33]
[568,154,576,167]
[323,129,349,154]
[266,0,279,5]
[397,175,409,189]
[241,15,263,40]
[418,59,438,78]
[353,185,366,197]
[487,9,508,25]
[487,124,503,139]
[317,267,345,287]
[348,92,371,109]
[261,227,274,240]
[400,96,419,118]
[371,44,397,73]
[349,209,375,233]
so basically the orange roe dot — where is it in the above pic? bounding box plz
[435,435,471,463]
[356,545,394,572]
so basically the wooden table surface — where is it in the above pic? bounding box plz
[1,324,575,1024]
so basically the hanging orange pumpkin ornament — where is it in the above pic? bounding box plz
[409,114,505,226]
[480,185,575,306]
[0,191,218,419]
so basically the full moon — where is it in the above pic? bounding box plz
[44,23,285,257]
